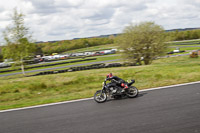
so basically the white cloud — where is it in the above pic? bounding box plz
[0,0,200,43]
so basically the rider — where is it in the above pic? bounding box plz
[106,73,128,92]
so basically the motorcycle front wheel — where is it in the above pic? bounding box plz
[127,86,138,98]
[94,90,107,103]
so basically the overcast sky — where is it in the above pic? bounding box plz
[0,0,200,43]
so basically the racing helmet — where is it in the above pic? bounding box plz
[106,73,113,78]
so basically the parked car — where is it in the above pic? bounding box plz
[93,52,102,56]
[103,50,116,54]
[0,62,11,68]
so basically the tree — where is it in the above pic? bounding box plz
[2,9,36,75]
[191,30,199,39]
[117,22,167,65]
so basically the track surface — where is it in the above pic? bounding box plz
[0,83,200,133]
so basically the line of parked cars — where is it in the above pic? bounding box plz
[40,49,117,61]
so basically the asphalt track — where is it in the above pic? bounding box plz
[0,83,200,133]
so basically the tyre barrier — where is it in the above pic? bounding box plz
[0,69,16,73]
[122,62,137,66]
[105,63,122,68]
[0,65,11,69]
[30,62,136,77]
[57,69,68,73]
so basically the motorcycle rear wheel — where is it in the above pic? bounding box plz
[127,86,138,98]
[94,90,107,103]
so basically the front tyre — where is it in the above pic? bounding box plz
[94,90,107,103]
[127,86,138,98]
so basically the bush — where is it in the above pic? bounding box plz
[190,51,198,58]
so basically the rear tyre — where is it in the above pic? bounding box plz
[94,90,107,103]
[127,86,138,98]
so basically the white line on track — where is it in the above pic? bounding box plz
[1,81,200,113]
[139,81,200,92]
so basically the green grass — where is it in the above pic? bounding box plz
[0,55,200,110]
[167,39,200,44]
[170,44,200,47]
[179,47,200,51]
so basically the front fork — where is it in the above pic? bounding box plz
[100,87,105,97]
[100,87,110,98]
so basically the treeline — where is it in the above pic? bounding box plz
[24,29,200,56]
[166,29,200,41]
[37,37,114,55]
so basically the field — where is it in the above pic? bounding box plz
[0,55,200,110]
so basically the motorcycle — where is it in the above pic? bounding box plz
[94,79,138,103]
